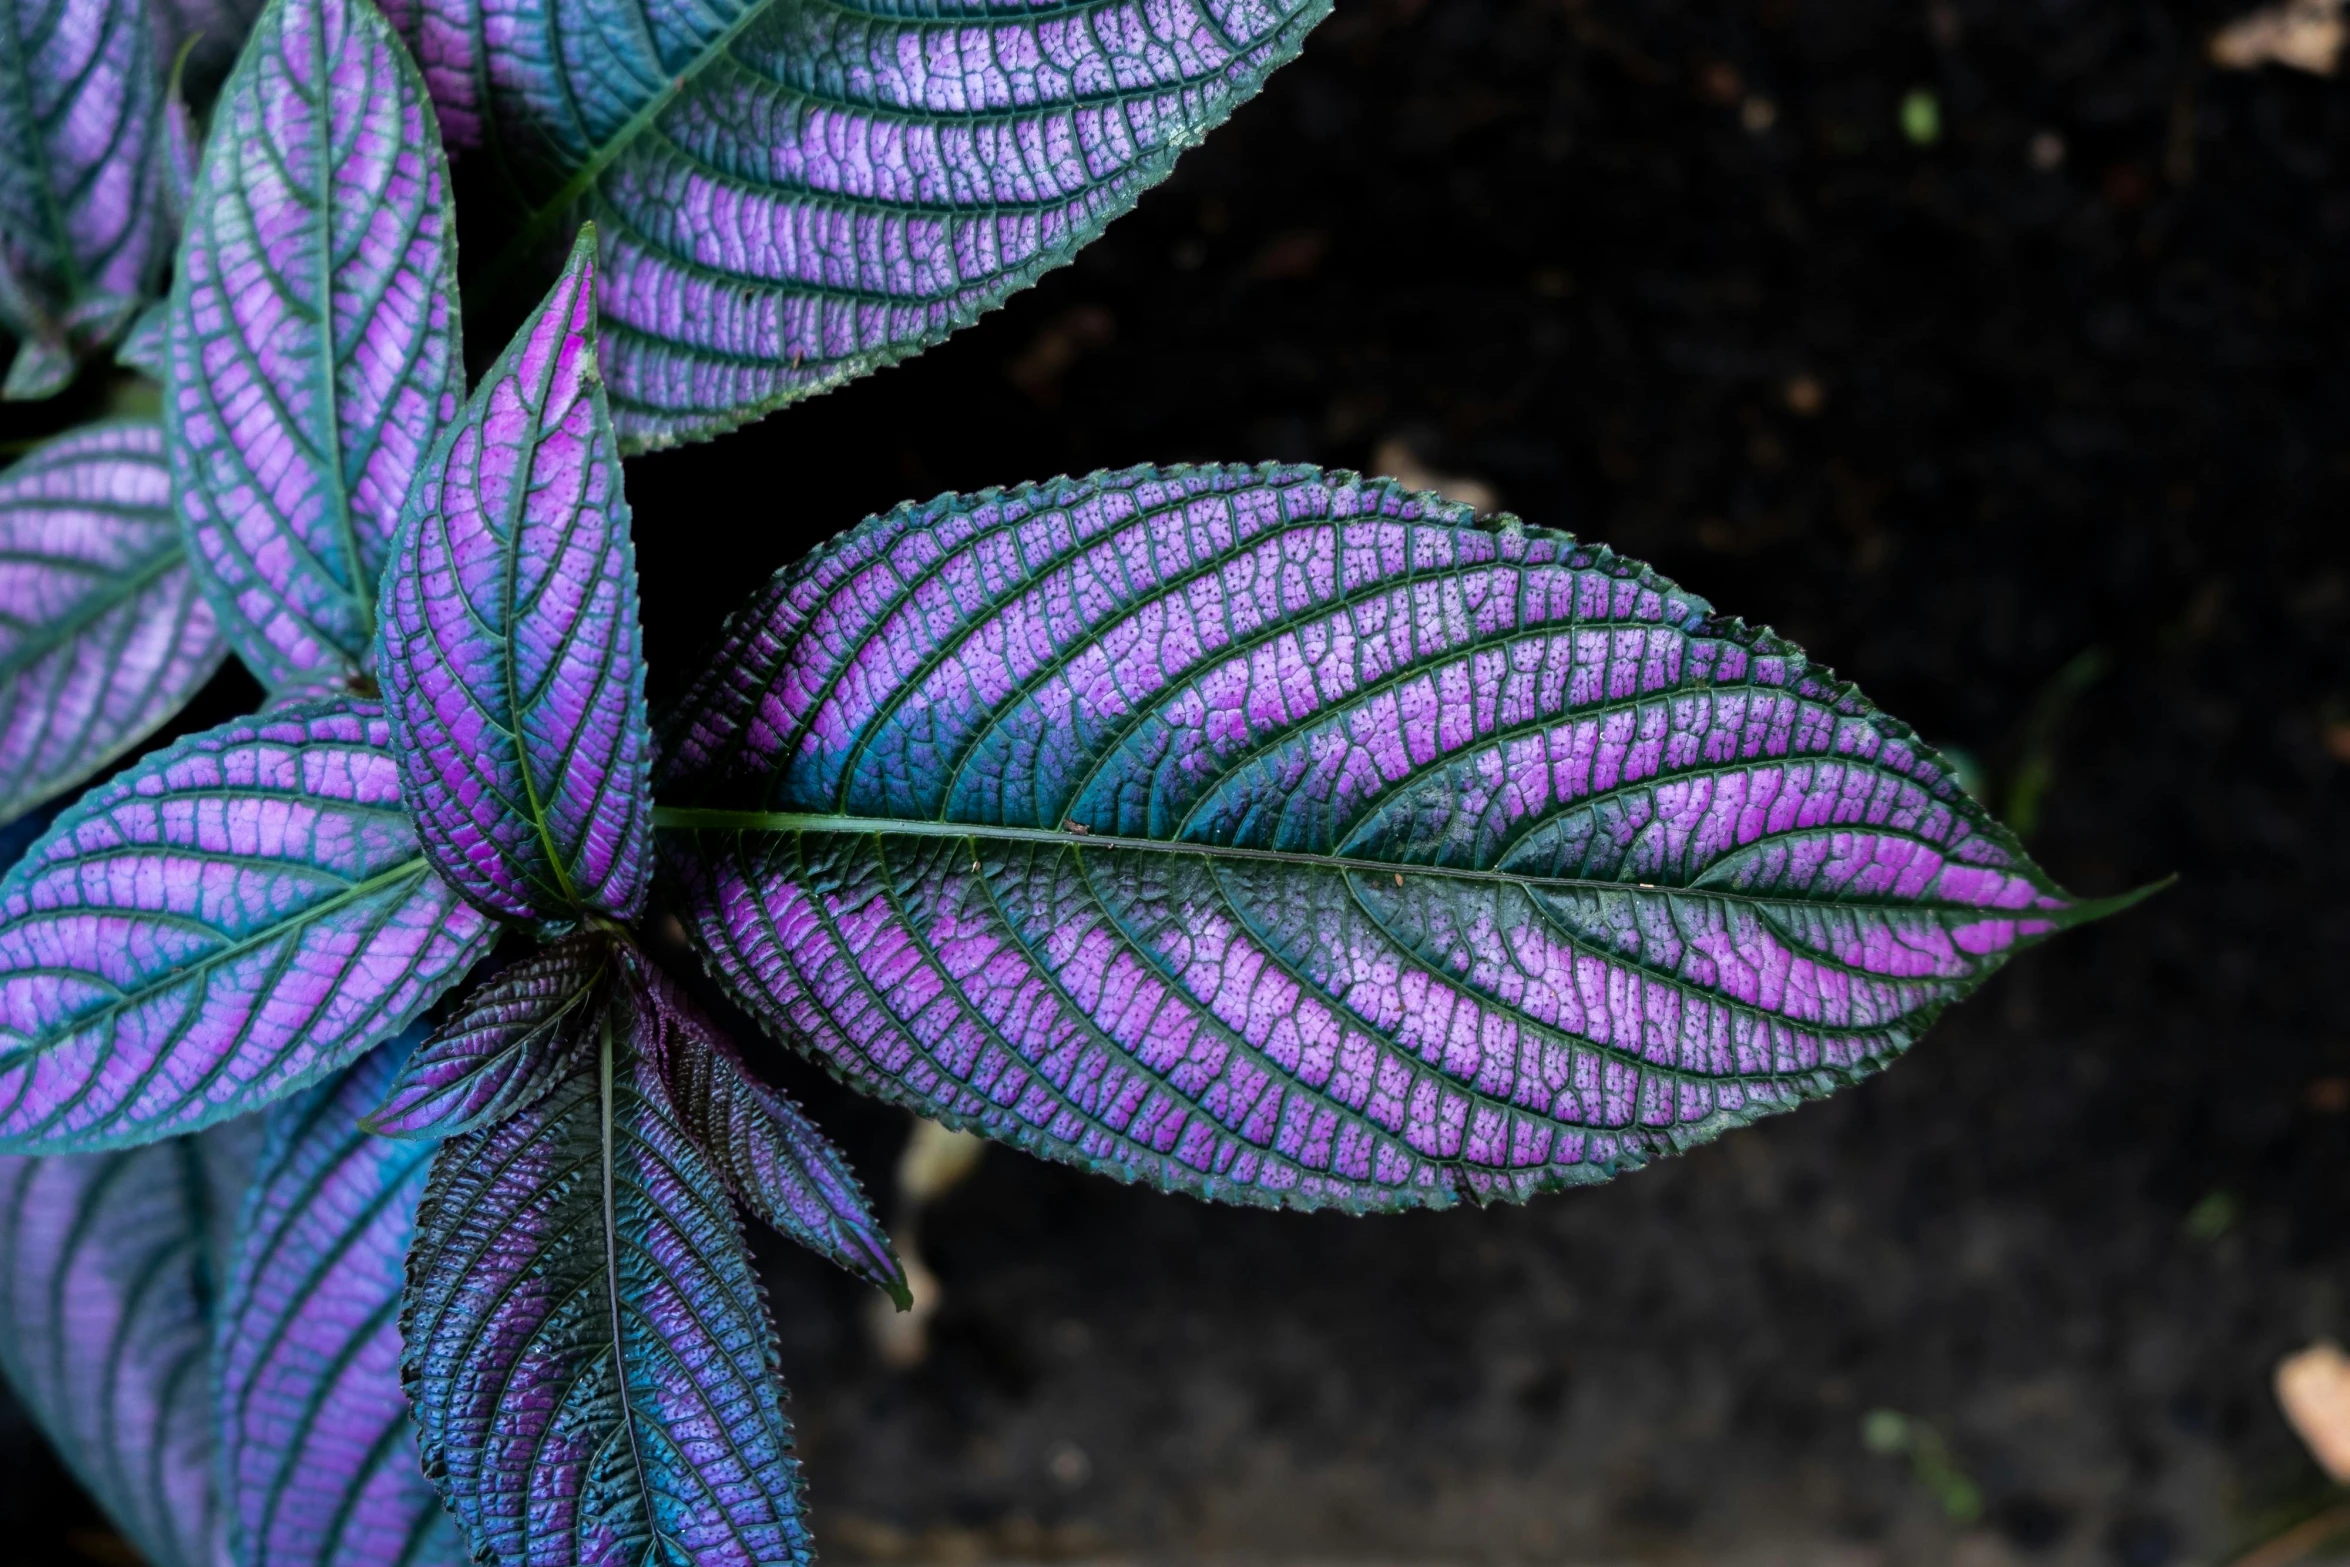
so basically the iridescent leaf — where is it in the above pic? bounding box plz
[657,464,2147,1213]
[0,1120,258,1567]
[165,0,462,688]
[0,698,497,1152]
[380,229,652,923]
[218,1033,464,1567]
[0,421,224,825]
[638,953,903,1304]
[388,0,1330,448]
[0,0,163,395]
[402,944,810,1567]
[367,930,614,1139]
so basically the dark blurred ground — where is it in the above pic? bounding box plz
[7,0,2350,1562]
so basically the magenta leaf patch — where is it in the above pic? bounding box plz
[218,1035,465,1567]
[380,229,653,924]
[0,421,225,825]
[401,943,811,1567]
[368,931,616,1139]
[0,698,497,1152]
[637,954,904,1305]
[0,1122,259,1567]
[165,0,462,688]
[383,0,1332,448]
[657,463,2148,1212]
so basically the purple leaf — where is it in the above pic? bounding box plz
[0,1120,258,1567]
[657,464,2149,1212]
[637,955,904,1305]
[0,421,225,824]
[383,0,1330,448]
[367,930,615,1138]
[219,1034,465,1567]
[381,228,652,923]
[0,697,498,1152]
[401,940,811,1567]
[0,0,164,395]
[165,0,462,688]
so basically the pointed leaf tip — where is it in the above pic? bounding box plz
[380,229,651,924]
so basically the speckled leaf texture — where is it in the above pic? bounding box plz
[165,0,462,688]
[219,1035,466,1567]
[401,950,811,1567]
[0,0,162,393]
[0,1122,259,1567]
[0,421,225,825]
[387,0,1330,448]
[382,232,652,923]
[638,955,902,1302]
[368,931,615,1138]
[657,464,2140,1213]
[0,698,497,1152]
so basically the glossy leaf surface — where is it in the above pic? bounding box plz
[166,0,462,687]
[0,699,497,1152]
[219,1034,464,1567]
[368,931,614,1138]
[390,0,1330,448]
[0,421,224,825]
[0,0,162,389]
[382,231,651,923]
[402,951,810,1567]
[637,954,902,1303]
[660,464,2132,1212]
[0,1122,257,1567]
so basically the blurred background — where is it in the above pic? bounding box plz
[8,0,2350,1562]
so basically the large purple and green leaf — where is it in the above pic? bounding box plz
[379,230,653,924]
[658,464,2144,1212]
[0,699,496,1152]
[385,0,1331,448]
[0,421,224,826]
[165,0,461,688]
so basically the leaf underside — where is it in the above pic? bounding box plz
[0,698,497,1152]
[0,421,225,826]
[388,0,1332,449]
[657,463,2113,1214]
[402,958,811,1567]
[219,1034,465,1567]
[166,0,462,687]
[381,231,654,924]
[0,1123,257,1567]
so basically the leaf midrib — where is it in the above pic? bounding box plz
[0,536,179,683]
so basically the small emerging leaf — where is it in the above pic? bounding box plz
[635,953,904,1305]
[660,464,2141,1212]
[219,1035,464,1567]
[381,228,652,922]
[0,698,497,1152]
[166,0,462,687]
[368,930,615,1138]
[402,943,810,1567]
[0,421,224,825]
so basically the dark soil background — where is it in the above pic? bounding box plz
[5,0,2349,1563]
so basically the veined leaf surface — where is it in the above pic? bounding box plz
[380,231,652,923]
[658,464,2139,1212]
[390,0,1329,448]
[402,946,810,1567]
[637,953,902,1303]
[0,1122,258,1567]
[166,0,462,687]
[0,421,225,825]
[0,0,162,394]
[0,699,497,1152]
[219,1034,464,1567]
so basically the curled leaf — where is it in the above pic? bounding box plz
[660,464,2143,1212]
[0,698,497,1152]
